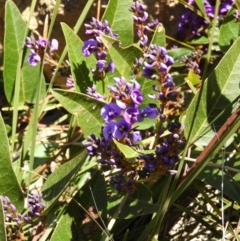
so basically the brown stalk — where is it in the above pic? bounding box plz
[179,107,240,185]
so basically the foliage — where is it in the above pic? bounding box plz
[0,0,239,240]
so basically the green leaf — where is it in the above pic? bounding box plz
[42,150,87,211]
[78,170,107,217]
[194,0,206,16]
[113,139,139,162]
[185,70,201,86]
[4,0,26,104]
[101,0,133,46]
[0,113,24,211]
[100,35,143,80]
[21,48,46,103]
[61,23,95,93]
[108,183,158,219]
[52,89,105,138]
[151,24,166,47]
[138,77,158,106]
[184,37,240,147]
[50,208,73,241]
[219,6,240,53]
[189,35,209,45]
[0,198,7,241]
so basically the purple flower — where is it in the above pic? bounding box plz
[86,85,104,100]
[113,118,131,139]
[164,74,175,88]
[96,51,107,59]
[37,37,48,48]
[101,103,122,122]
[106,60,115,73]
[130,89,144,107]
[97,60,106,72]
[28,52,41,66]
[130,131,142,144]
[50,39,58,52]
[143,66,157,79]
[25,36,36,49]
[82,39,97,57]
[124,107,139,124]
[103,121,116,141]
[139,105,158,120]
[66,75,74,88]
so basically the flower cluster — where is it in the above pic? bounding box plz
[2,194,45,240]
[102,77,158,142]
[138,120,184,179]
[177,0,234,40]
[86,85,104,101]
[82,17,117,78]
[143,44,174,81]
[25,36,58,66]
[82,1,186,193]
[109,172,135,193]
[140,44,181,118]
[129,1,160,50]
[83,77,160,192]
[182,49,202,75]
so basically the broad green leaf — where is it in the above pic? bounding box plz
[0,198,7,241]
[219,6,240,52]
[4,0,26,104]
[52,89,105,138]
[184,37,240,147]
[100,35,143,80]
[78,170,107,218]
[21,48,46,103]
[0,113,24,211]
[50,209,73,241]
[101,0,133,46]
[151,24,166,47]
[42,150,87,211]
[108,183,158,219]
[61,23,95,93]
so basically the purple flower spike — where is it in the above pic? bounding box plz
[28,53,41,66]
[124,107,139,124]
[113,118,131,139]
[103,121,116,141]
[101,103,122,122]
[82,39,97,57]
